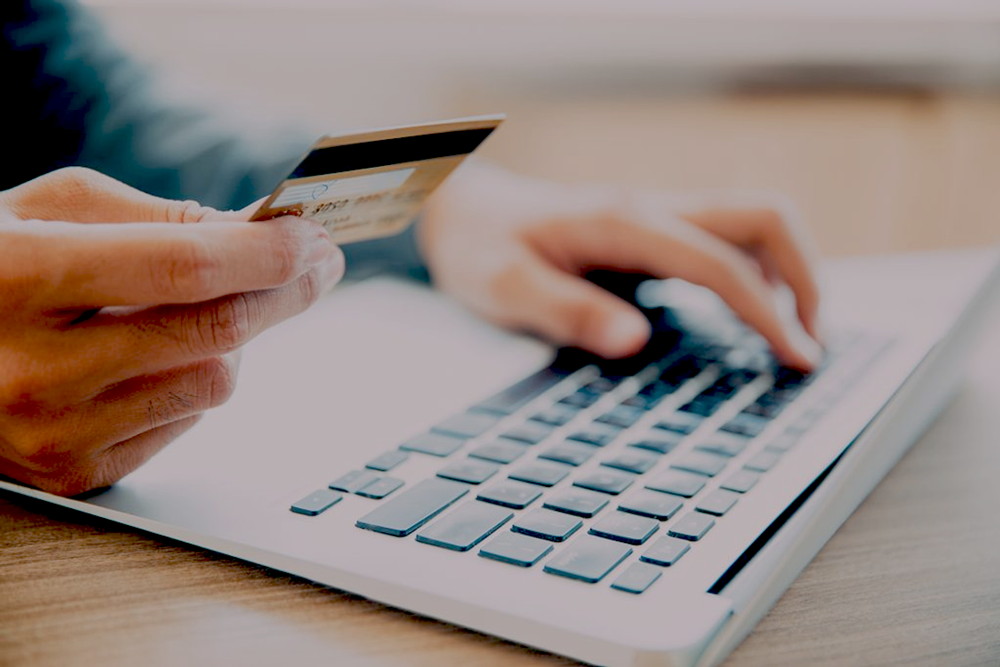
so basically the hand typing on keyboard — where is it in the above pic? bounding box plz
[420,161,823,370]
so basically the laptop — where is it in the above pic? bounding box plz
[2,248,997,667]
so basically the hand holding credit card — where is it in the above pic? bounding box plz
[251,115,503,244]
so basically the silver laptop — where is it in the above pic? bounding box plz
[2,249,997,667]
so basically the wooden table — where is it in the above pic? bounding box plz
[3,92,1000,667]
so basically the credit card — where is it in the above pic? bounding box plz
[251,115,503,244]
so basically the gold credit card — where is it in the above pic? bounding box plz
[251,115,503,244]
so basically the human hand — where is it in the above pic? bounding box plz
[420,162,821,369]
[0,168,342,495]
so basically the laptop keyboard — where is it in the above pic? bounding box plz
[290,321,878,595]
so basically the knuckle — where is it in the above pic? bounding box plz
[0,369,58,417]
[6,427,72,473]
[296,268,324,307]
[5,428,46,461]
[0,376,38,409]
[197,356,238,408]
[154,238,220,301]
[200,295,253,354]
[272,223,309,285]
[50,167,103,198]
[166,199,211,224]
[208,294,252,352]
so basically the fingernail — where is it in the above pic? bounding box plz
[307,234,335,267]
[601,312,651,358]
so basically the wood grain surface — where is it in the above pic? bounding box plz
[3,92,1000,667]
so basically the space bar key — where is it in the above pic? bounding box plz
[356,479,469,537]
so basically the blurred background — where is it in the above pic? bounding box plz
[85,0,1000,256]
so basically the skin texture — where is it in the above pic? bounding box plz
[420,162,822,367]
[0,163,822,496]
[0,168,344,496]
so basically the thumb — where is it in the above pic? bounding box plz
[502,255,652,359]
[4,167,222,224]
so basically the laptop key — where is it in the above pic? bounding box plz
[531,405,579,427]
[720,469,760,493]
[502,421,554,445]
[566,424,621,447]
[558,389,601,409]
[640,535,691,566]
[595,405,645,429]
[400,433,466,457]
[621,392,663,411]
[479,531,553,567]
[365,450,409,472]
[668,513,715,541]
[329,470,381,493]
[469,440,529,464]
[744,450,782,472]
[438,459,500,485]
[432,412,500,439]
[509,461,573,487]
[601,449,660,474]
[589,511,659,545]
[584,377,617,394]
[645,470,706,498]
[512,508,583,542]
[629,436,681,455]
[477,480,543,509]
[618,491,684,521]
[415,501,513,552]
[696,433,750,458]
[472,367,568,416]
[573,469,635,495]
[539,442,598,467]
[654,412,703,435]
[356,476,404,499]
[679,399,719,418]
[720,413,769,438]
[543,535,633,583]
[543,489,609,518]
[695,489,740,516]
[764,433,799,453]
[290,488,343,516]
[671,451,729,477]
[356,478,468,537]
[611,562,662,594]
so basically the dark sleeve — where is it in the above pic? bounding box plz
[1,0,429,280]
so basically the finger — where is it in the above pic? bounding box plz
[57,261,342,396]
[562,208,821,370]
[636,222,821,370]
[491,252,652,358]
[85,415,203,497]
[1,167,220,224]
[8,216,341,309]
[1,414,202,497]
[67,354,241,448]
[680,204,822,339]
